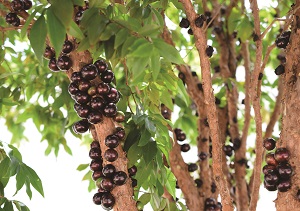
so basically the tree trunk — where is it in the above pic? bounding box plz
[275,2,300,210]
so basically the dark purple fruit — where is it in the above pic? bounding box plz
[48,58,60,72]
[98,186,108,195]
[101,70,114,83]
[206,46,214,57]
[265,153,278,166]
[178,72,185,81]
[179,18,190,28]
[113,111,125,123]
[175,129,186,141]
[233,138,241,150]
[104,149,118,162]
[103,103,117,117]
[114,127,125,140]
[275,64,285,75]
[188,163,198,172]
[75,104,90,118]
[94,59,108,74]
[44,46,55,59]
[93,192,102,205]
[297,190,300,201]
[262,165,277,175]
[277,163,293,179]
[89,147,101,160]
[264,171,279,185]
[5,12,18,24]
[74,91,90,104]
[100,178,114,191]
[264,180,277,191]
[102,164,116,178]
[195,15,205,28]
[81,64,98,80]
[263,138,276,151]
[211,182,217,193]
[62,40,73,54]
[90,159,102,171]
[101,193,115,210]
[205,198,216,206]
[105,87,120,103]
[90,140,100,149]
[188,28,193,35]
[87,112,103,124]
[78,80,91,92]
[180,144,190,152]
[128,165,137,177]
[92,170,104,181]
[258,73,264,80]
[23,0,32,10]
[70,71,82,83]
[198,152,208,160]
[113,171,127,185]
[223,145,233,157]
[277,180,291,192]
[97,82,110,95]
[11,0,24,11]
[90,97,106,111]
[274,148,290,163]
[75,10,83,24]
[57,55,72,70]
[131,178,137,187]
[72,119,89,134]
[68,82,79,96]
[105,135,120,148]
[195,178,203,187]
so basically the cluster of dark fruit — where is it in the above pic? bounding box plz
[263,138,292,192]
[74,1,89,24]
[179,12,213,35]
[204,197,222,211]
[44,40,74,72]
[223,138,241,157]
[5,0,32,26]
[275,31,291,49]
[174,128,191,153]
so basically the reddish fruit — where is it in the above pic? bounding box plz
[113,111,125,123]
[89,148,101,160]
[105,87,120,103]
[274,148,290,163]
[113,171,127,185]
[104,149,118,162]
[100,178,114,191]
[263,138,276,151]
[78,80,91,92]
[103,103,117,117]
[105,135,120,148]
[102,164,116,178]
[90,141,100,149]
[75,104,90,119]
[265,153,278,166]
[198,152,208,160]
[114,127,125,140]
[57,55,72,70]
[92,170,104,181]
[90,159,102,171]
[74,91,90,104]
[101,193,115,210]
[72,119,89,134]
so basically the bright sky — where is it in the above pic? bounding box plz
[1,1,280,211]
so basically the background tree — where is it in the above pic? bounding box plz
[0,0,298,210]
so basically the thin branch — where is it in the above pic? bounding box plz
[261,18,288,39]
[179,0,234,210]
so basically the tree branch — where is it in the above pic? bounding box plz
[179,0,234,210]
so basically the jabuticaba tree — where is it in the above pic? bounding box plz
[0,0,298,210]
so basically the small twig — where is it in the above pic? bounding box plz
[261,18,288,39]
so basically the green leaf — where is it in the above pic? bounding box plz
[72,0,84,6]
[0,72,22,80]
[76,163,89,171]
[15,169,26,196]
[114,28,128,49]
[138,129,152,147]
[177,80,190,107]
[22,164,44,197]
[150,52,160,80]
[1,98,19,106]
[21,5,45,38]
[129,42,153,58]
[29,15,47,64]
[164,166,176,199]
[51,0,73,28]
[228,8,240,34]
[25,180,32,199]
[46,6,66,55]
[138,193,151,205]
[145,117,156,133]
[87,15,108,45]
[67,21,84,40]
[237,16,253,42]
[8,144,22,161]
[142,142,157,165]
[0,157,11,178]
[138,24,161,37]
[77,36,90,52]
[127,142,142,167]
[80,7,98,28]
[153,39,184,64]
[3,200,13,211]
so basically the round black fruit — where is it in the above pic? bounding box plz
[97,82,110,95]
[113,171,127,185]
[275,64,285,75]
[198,152,208,160]
[68,82,79,96]
[23,0,32,10]
[78,80,91,92]
[128,165,137,177]
[90,159,102,171]
[179,18,190,28]
[75,104,90,118]
[75,10,83,24]
[188,28,193,35]
[263,138,276,151]
[57,55,72,70]
[101,70,114,83]
[74,91,90,104]
[11,0,24,11]
[277,180,291,192]
[93,192,102,205]
[188,163,198,172]
[44,46,55,60]
[104,149,118,162]
[70,71,82,83]
[90,97,106,111]
[94,59,108,74]
[205,198,216,206]
[114,127,126,140]
[89,148,101,160]
[277,163,293,179]
[81,64,98,80]
[62,40,73,54]
[264,171,279,185]
[105,87,120,103]
[87,112,103,124]
[105,135,120,148]
[195,15,204,28]
[101,193,115,210]
[72,119,89,134]
[264,180,277,191]
[102,164,116,178]
[274,148,290,163]
[103,103,117,117]
[131,178,137,187]
[5,12,18,24]
[206,46,214,57]
[180,144,190,152]
[262,165,277,175]
[92,170,104,181]
[48,58,60,72]
[90,140,100,149]
[223,145,233,157]
[194,178,203,187]
[100,178,114,191]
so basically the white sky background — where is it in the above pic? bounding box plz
[1,0,280,210]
